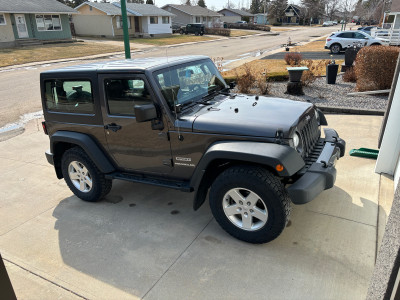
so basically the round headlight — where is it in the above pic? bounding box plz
[293,132,300,148]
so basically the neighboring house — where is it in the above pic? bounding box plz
[73,2,174,38]
[0,0,76,48]
[283,4,301,25]
[254,13,268,25]
[162,5,222,28]
[218,8,255,23]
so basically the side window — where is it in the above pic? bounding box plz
[105,78,152,116]
[44,80,94,114]
[354,32,368,39]
[339,32,354,38]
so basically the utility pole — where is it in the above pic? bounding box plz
[121,0,131,59]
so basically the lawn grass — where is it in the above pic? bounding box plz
[0,42,124,68]
[230,30,260,37]
[270,27,292,32]
[131,34,215,46]
[221,58,344,78]
[290,39,328,52]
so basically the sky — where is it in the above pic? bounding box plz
[102,0,301,12]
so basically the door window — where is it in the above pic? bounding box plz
[337,32,354,38]
[105,78,152,116]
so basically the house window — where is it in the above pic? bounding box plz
[195,16,200,23]
[162,16,169,24]
[203,17,206,22]
[0,14,6,25]
[150,16,158,24]
[35,15,62,31]
[116,16,131,29]
[89,6,92,11]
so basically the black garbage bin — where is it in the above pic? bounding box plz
[326,64,339,84]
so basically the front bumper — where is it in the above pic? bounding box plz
[287,128,346,205]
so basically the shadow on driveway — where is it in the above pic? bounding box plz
[52,179,380,299]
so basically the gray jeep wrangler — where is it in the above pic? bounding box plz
[40,56,345,244]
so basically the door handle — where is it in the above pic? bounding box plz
[105,123,122,132]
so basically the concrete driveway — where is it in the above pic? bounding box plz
[0,113,384,299]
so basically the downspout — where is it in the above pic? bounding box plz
[111,15,115,37]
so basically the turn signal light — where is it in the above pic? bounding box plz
[276,164,284,172]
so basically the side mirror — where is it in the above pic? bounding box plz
[134,104,157,122]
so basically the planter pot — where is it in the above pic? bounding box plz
[344,48,359,66]
[326,64,339,84]
[288,70,304,82]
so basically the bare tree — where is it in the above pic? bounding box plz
[325,0,341,20]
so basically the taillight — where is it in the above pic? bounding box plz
[42,121,48,135]
[327,38,332,41]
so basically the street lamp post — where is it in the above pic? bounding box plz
[120,0,131,59]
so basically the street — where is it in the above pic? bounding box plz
[0,25,340,129]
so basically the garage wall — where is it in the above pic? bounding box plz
[72,15,113,37]
[376,60,400,190]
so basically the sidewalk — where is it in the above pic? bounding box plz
[0,114,391,299]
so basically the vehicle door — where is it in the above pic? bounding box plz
[99,74,173,175]
[353,31,370,46]
[337,32,357,48]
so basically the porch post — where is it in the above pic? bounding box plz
[120,0,131,59]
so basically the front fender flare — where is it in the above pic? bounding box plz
[190,141,305,210]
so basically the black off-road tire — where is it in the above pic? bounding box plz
[200,32,204,36]
[209,165,291,244]
[61,147,112,202]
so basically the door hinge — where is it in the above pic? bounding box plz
[158,132,170,141]
[163,159,173,167]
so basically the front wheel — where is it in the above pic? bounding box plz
[209,166,291,244]
[61,147,112,202]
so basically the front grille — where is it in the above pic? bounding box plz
[299,111,320,159]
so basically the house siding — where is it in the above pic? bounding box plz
[0,13,16,47]
[164,6,191,26]
[11,14,72,40]
[112,16,136,36]
[72,15,113,37]
[147,16,172,35]
[219,9,239,17]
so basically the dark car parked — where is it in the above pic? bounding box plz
[180,23,205,35]
[40,56,345,244]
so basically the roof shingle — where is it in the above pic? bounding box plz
[77,2,174,17]
[218,8,254,17]
[162,5,222,17]
[0,0,77,14]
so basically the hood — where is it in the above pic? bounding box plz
[191,95,313,137]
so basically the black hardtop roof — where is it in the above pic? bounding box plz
[41,56,210,75]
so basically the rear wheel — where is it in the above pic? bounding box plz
[330,43,342,54]
[61,147,112,202]
[195,31,199,36]
[209,166,291,244]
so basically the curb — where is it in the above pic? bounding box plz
[318,105,385,116]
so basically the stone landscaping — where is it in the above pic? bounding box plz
[266,74,388,110]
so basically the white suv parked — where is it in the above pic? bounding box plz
[325,30,385,54]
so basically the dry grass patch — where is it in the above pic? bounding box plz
[230,30,259,37]
[270,27,292,32]
[290,40,328,52]
[0,42,124,67]
[222,58,344,78]
[132,34,215,46]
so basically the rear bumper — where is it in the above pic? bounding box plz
[287,128,345,204]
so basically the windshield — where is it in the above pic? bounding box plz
[154,59,227,111]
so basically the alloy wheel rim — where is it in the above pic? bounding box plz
[222,188,268,231]
[68,161,92,193]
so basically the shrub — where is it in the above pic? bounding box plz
[256,69,270,95]
[205,28,231,36]
[354,46,400,91]
[235,64,255,94]
[343,67,357,82]
[284,52,303,65]
[301,59,330,86]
